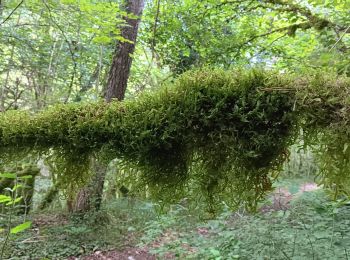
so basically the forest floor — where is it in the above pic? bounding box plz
[3,177,350,259]
[73,179,321,260]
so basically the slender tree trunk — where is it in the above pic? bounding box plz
[1,44,15,112]
[71,0,145,213]
[96,46,104,94]
[69,155,107,212]
[0,1,4,17]
[105,0,145,101]
[1,11,21,112]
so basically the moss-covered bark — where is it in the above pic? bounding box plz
[0,69,349,210]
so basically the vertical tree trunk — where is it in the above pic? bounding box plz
[1,10,21,112]
[0,1,4,17]
[71,0,145,213]
[105,0,145,101]
[1,45,15,112]
[68,155,107,212]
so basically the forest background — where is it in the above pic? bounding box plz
[1,0,350,259]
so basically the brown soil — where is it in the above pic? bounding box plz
[69,248,155,260]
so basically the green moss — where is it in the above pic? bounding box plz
[1,68,350,210]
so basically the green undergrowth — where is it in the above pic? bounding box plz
[140,188,350,260]
[1,199,158,259]
[3,183,350,259]
[1,68,350,210]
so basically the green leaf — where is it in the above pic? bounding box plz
[209,248,221,257]
[12,184,23,191]
[6,197,22,206]
[19,175,33,179]
[10,221,32,234]
[0,173,16,179]
[0,195,12,203]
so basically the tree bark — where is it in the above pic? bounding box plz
[70,157,107,212]
[105,0,145,101]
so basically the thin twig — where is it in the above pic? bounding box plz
[329,211,336,250]
[233,22,311,59]
[0,0,23,26]
[329,24,350,51]
[249,32,288,62]
[2,23,50,28]
[20,236,48,243]
[151,0,161,60]
[303,222,315,260]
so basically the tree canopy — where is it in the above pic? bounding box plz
[1,0,350,110]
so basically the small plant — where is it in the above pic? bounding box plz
[0,172,32,259]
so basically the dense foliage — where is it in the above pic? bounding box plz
[1,0,349,111]
[143,0,350,74]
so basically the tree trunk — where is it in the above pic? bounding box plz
[105,0,145,101]
[1,10,21,112]
[70,157,106,212]
[71,0,145,213]
[0,1,4,17]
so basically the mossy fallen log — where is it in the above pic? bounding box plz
[0,69,349,210]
